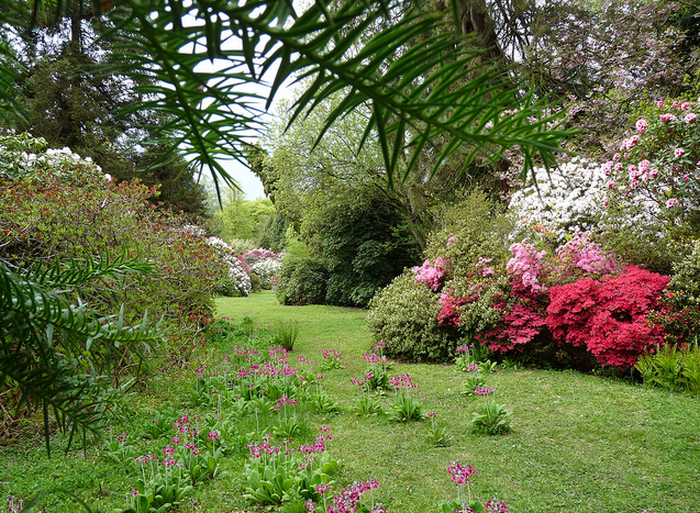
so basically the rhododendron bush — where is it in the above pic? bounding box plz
[598,98,700,273]
[0,135,222,361]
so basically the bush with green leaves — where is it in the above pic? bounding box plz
[650,239,700,342]
[0,135,220,363]
[367,191,514,362]
[367,271,462,362]
[275,256,329,305]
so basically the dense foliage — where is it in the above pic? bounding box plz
[0,136,221,360]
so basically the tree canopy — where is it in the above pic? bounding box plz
[0,0,570,197]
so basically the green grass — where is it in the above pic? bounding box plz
[2,291,700,513]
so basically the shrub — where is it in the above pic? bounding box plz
[250,258,283,289]
[366,271,461,362]
[547,266,669,368]
[275,256,328,305]
[0,135,219,363]
[649,239,700,342]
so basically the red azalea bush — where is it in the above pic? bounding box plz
[547,266,669,368]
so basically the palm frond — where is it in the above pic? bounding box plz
[97,0,568,198]
[0,258,166,455]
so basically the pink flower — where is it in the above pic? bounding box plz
[606,180,616,189]
[666,198,679,208]
[686,113,697,123]
[635,119,647,133]
[650,168,659,178]
[657,101,664,109]
[446,236,457,248]
[447,462,476,486]
[638,160,650,173]
[660,113,677,123]
[674,148,684,158]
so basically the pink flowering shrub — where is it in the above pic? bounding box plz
[413,257,449,292]
[600,97,700,273]
[506,240,548,292]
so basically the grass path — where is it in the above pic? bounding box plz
[217,292,700,513]
[2,292,699,513]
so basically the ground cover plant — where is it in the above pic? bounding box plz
[3,291,700,513]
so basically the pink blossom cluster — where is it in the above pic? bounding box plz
[554,232,620,277]
[241,248,281,266]
[485,498,510,513]
[323,349,341,359]
[7,495,23,512]
[325,479,381,513]
[447,462,476,486]
[412,257,449,291]
[389,373,417,388]
[506,241,547,292]
[274,395,299,410]
[474,387,496,396]
[362,352,387,365]
[437,290,467,326]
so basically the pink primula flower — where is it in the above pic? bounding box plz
[674,148,684,158]
[685,113,697,123]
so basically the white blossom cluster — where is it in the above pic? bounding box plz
[205,236,252,296]
[507,158,608,241]
[0,136,106,181]
[250,257,283,287]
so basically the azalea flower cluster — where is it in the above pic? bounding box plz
[507,158,607,241]
[412,257,449,291]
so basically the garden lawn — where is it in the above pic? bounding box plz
[1,290,699,513]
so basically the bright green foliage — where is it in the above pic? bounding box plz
[0,256,166,456]
[636,343,700,395]
[470,400,512,435]
[367,271,461,362]
[276,257,329,306]
[388,393,424,422]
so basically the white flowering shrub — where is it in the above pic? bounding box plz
[0,133,107,182]
[507,158,607,242]
[250,258,283,289]
[205,236,252,297]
